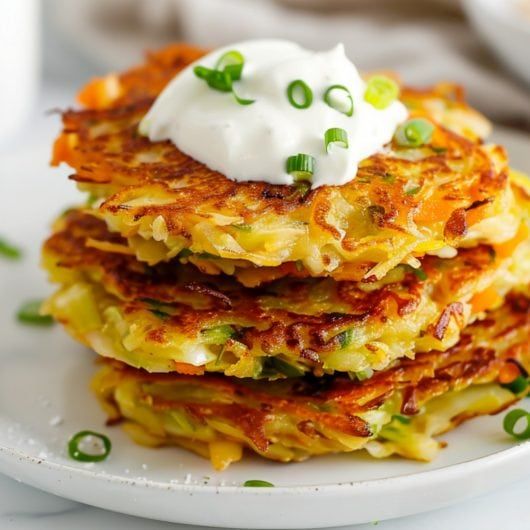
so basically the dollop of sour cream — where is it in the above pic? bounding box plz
[140,40,408,188]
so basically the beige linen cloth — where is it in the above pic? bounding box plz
[50,0,530,128]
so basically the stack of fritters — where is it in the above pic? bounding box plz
[43,45,530,470]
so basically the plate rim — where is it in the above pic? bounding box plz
[2,438,530,494]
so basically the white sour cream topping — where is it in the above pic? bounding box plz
[140,40,408,188]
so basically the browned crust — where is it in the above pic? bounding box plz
[101,292,530,448]
[43,211,511,360]
[51,44,509,256]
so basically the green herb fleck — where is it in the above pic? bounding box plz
[501,376,529,395]
[231,223,252,232]
[402,265,427,281]
[405,185,421,196]
[243,480,274,488]
[68,430,112,462]
[0,237,22,260]
[87,194,99,207]
[503,408,530,440]
[201,325,235,345]
[17,300,54,326]
[177,248,193,259]
[392,414,411,425]
[196,252,219,260]
[356,368,374,381]
[262,357,304,378]
[431,146,447,154]
[149,309,171,320]
[338,328,354,349]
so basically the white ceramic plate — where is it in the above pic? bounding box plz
[1,126,529,529]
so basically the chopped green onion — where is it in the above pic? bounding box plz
[395,118,434,148]
[364,75,399,109]
[149,309,171,320]
[193,66,232,92]
[68,430,112,462]
[0,237,22,260]
[402,265,427,281]
[381,172,396,184]
[140,297,166,306]
[502,376,529,395]
[215,50,245,81]
[17,300,54,326]
[194,65,211,80]
[207,69,233,92]
[87,193,99,207]
[503,409,530,440]
[412,267,428,281]
[286,153,315,183]
[177,248,193,259]
[392,414,411,425]
[290,180,312,198]
[324,127,349,153]
[201,325,235,345]
[405,185,422,196]
[231,223,252,232]
[286,80,313,109]
[243,480,274,488]
[196,251,219,260]
[338,328,355,348]
[233,90,255,106]
[323,85,354,117]
[195,51,256,105]
[262,357,304,377]
[431,146,447,154]
[142,298,173,319]
[356,368,374,381]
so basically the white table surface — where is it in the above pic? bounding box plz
[2,83,530,530]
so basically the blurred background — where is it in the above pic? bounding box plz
[2,0,530,146]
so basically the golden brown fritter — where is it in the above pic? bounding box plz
[92,292,530,469]
[42,210,530,378]
[51,44,521,281]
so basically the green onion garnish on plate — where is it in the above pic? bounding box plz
[17,300,54,326]
[286,153,315,182]
[0,237,22,260]
[286,80,313,109]
[395,118,434,148]
[324,127,349,152]
[68,430,112,462]
[323,85,354,116]
[243,480,274,488]
[503,409,530,440]
[364,75,399,110]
